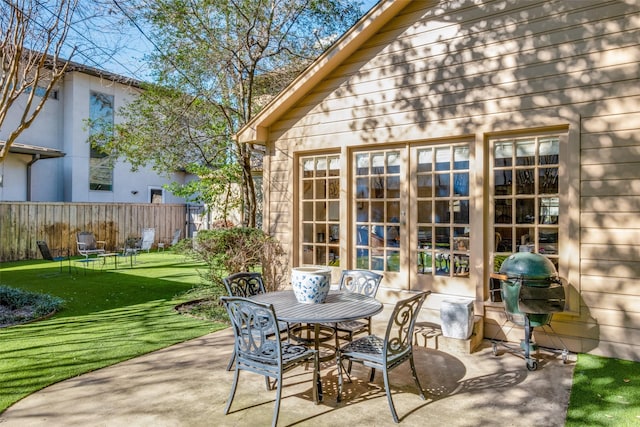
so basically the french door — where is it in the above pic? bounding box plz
[351,143,472,292]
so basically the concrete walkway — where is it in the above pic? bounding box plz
[0,309,574,427]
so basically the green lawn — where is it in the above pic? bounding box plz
[0,252,225,413]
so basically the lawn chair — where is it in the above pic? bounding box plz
[336,291,430,423]
[221,296,320,427]
[36,240,70,273]
[158,228,181,251]
[222,272,290,371]
[76,231,106,258]
[140,228,155,253]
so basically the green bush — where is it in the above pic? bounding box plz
[0,285,64,325]
[177,227,287,295]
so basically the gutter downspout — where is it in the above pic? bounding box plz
[26,153,41,201]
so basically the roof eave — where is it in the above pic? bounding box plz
[235,0,410,145]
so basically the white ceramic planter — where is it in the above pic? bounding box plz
[291,267,331,304]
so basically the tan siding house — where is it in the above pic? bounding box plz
[236,0,640,361]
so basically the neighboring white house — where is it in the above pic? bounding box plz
[0,62,187,204]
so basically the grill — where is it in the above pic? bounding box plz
[491,252,568,371]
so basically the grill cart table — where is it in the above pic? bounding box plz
[252,290,384,363]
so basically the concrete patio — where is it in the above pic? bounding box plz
[0,305,574,426]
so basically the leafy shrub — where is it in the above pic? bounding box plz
[0,285,64,326]
[176,227,287,296]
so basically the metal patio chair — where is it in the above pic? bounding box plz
[76,231,106,258]
[158,228,181,251]
[221,297,320,427]
[140,228,155,253]
[336,291,430,423]
[36,240,70,273]
[328,270,383,347]
[222,272,290,371]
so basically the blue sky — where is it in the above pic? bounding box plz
[98,0,379,81]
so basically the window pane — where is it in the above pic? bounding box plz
[387,152,401,174]
[315,202,326,221]
[435,147,451,171]
[417,201,432,223]
[516,169,535,194]
[372,153,384,175]
[516,199,535,224]
[495,199,512,223]
[453,200,469,224]
[387,175,400,198]
[435,174,450,197]
[453,173,469,196]
[315,180,326,198]
[539,197,559,224]
[303,201,313,221]
[356,177,369,199]
[387,201,400,222]
[539,138,559,165]
[495,141,513,167]
[303,181,313,199]
[516,139,536,165]
[316,158,327,177]
[329,157,340,176]
[454,146,470,170]
[357,202,369,221]
[328,201,340,221]
[303,159,314,178]
[372,176,385,198]
[434,201,449,223]
[494,170,512,195]
[371,202,384,222]
[303,224,313,243]
[356,154,369,175]
[417,174,432,197]
[539,168,559,194]
[418,149,433,172]
[539,229,558,254]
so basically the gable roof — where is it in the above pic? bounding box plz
[235,0,409,144]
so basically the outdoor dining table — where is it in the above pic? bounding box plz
[251,290,384,361]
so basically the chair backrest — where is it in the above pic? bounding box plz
[383,291,430,359]
[37,240,54,261]
[77,231,98,250]
[141,228,155,250]
[170,229,181,245]
[221,296,282,368]
[223,272,266,297]
[339,269,383,298]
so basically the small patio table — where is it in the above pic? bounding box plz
[252,290,383,359]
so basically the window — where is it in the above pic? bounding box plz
[492,135,560,270]
[300,155,340,267]
[89,92,114,191]
[415,145,470,277]
[150,188,163,203]
[354,150,401,272]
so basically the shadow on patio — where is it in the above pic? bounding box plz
[0,307,574,427]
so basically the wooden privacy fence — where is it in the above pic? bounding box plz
[0,202,187,262]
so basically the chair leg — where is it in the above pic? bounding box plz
[382,367,399,423]
[226,350,236,371]
[313,351,322,403]
[369,367,376,382]
[272,373,283,427]
[409,354,425,400]
[224,368,240,415]
[336,351,344,403]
